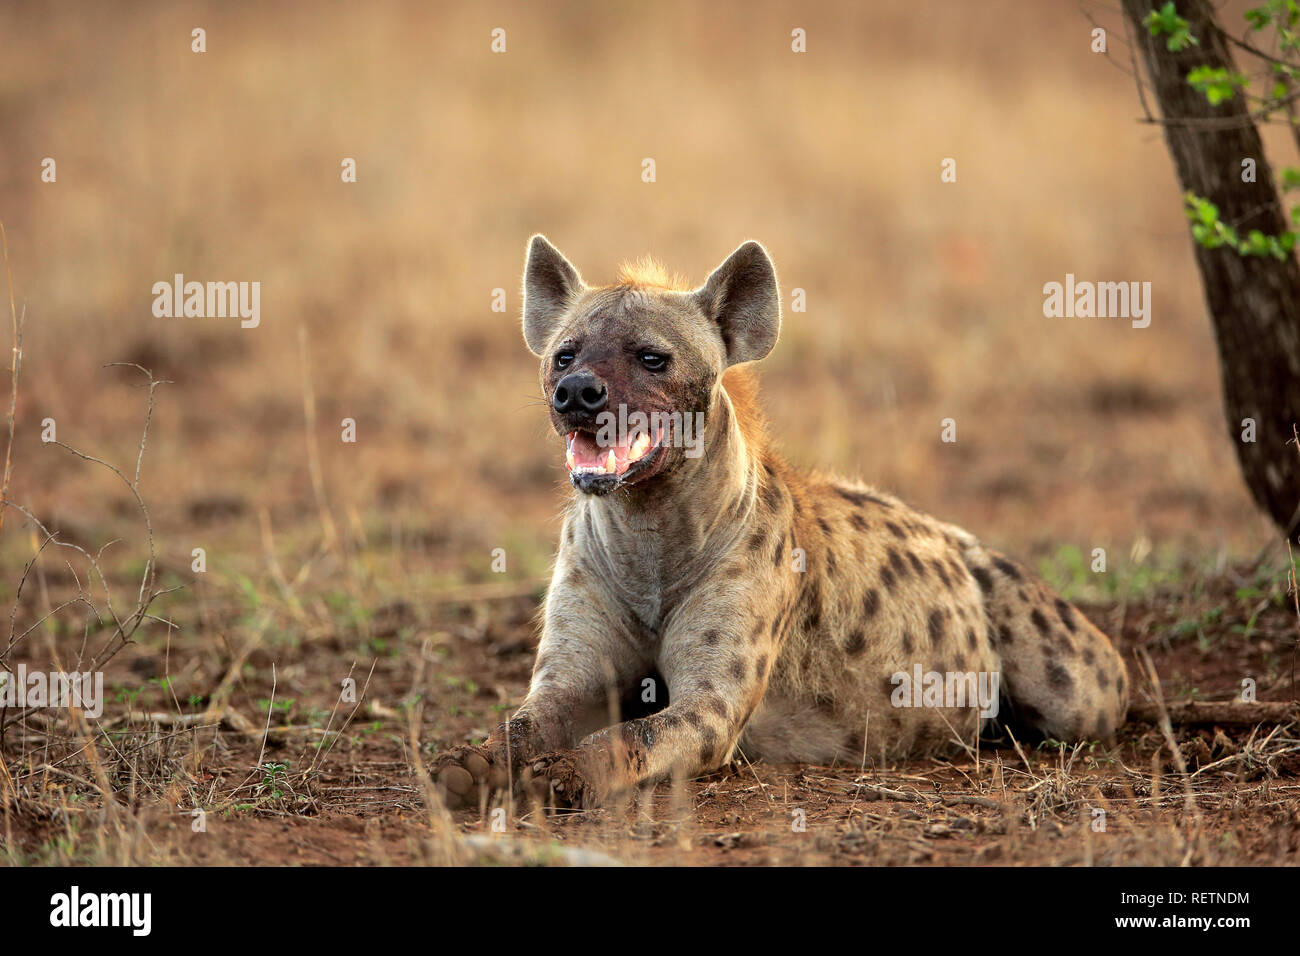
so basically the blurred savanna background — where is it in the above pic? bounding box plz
[0,0,1297,866]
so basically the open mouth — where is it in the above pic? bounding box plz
[564,426,665,492]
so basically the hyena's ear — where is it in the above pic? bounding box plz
[522,234,585,356]
[692,240,781,366]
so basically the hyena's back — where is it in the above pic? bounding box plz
[737,462,1129,765]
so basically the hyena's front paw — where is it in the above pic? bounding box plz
[524,750,599,810]
[431,745,509,808]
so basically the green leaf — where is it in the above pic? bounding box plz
[1145,2,1199,51]
[1187,66,1249,105]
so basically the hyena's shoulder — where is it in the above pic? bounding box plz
[771,463,976,559]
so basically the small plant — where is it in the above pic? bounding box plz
[258,762,290,798]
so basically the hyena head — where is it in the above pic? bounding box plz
[521,234,781,496]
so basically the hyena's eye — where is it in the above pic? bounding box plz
[554,351,575,370]
[639,352,667,371]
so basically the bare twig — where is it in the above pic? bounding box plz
[1127,700,1299,725]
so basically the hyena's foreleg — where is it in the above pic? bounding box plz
[432,570,650,806]
[525,598,777,808]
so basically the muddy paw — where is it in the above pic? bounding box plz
[524,751,599,810]
[430,745,508,808]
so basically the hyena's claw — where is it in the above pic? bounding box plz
[524,751,595,811]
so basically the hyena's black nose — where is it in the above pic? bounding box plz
[552,371,608,415]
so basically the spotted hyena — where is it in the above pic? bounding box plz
[432,236,1129,809]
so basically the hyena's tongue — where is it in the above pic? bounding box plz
[566,430,653,477]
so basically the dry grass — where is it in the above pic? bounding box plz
[0,1,1298,865]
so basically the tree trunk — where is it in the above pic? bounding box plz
[1122,0,1300,537]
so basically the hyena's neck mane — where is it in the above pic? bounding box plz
[574,367,770,617]
[719,365,768,455]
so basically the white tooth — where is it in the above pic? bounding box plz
[630,432,650,460]
[605,450,616,473]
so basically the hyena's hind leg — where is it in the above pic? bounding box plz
[963,545,1128,743]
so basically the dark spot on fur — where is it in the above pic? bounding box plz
[704,629,721,647]
[707,696,729,720]
[927,608,946,645]
[1082,646,1095,666]
[932,559,952,588]
[729,657,744,680]
[863,588,880,617]
[964,628,976,651]
[1095,666,1109,690]
[1054,598,1078,632]
[844,629,866,657]
[1030,608,1050,636]
[993,556,1022,580]
[971,566,994,593]
[885,521,906,539]
[748,526,769,555]
[773,534,785,568]
[800,579,823,631]
[880,563,896,591]
[817,517,831,536]
[850,513,869,533]
[901,630,914,654]
[907,552,926,577]
[755,655,769,680]
[834,487,891,508]
[659,712,684,732]
[1046,661,1073,692]
[888,549,909,580]
[699,725,718,750]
